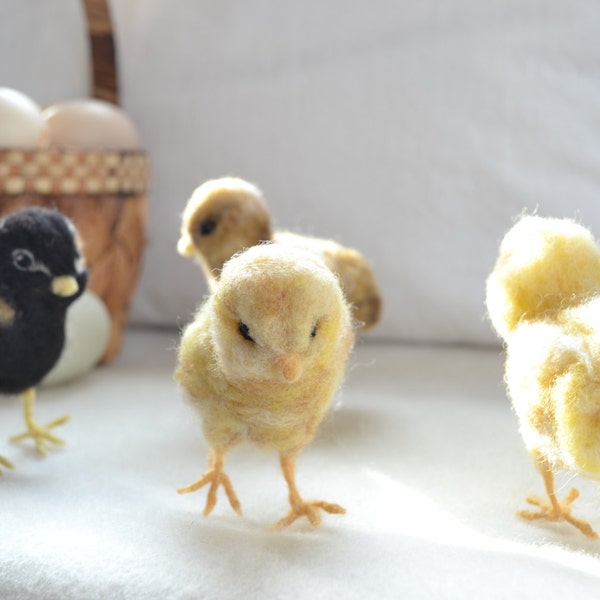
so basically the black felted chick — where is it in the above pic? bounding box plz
[0,207,87,470]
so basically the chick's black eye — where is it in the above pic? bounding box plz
[311,324,318,339]
[12,249,35,271]
[199,218,217,236]
[239,322,255,343]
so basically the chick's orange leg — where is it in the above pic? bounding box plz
[518,456,598,539]
[9,388,70,456]
[177,447,242,517]
[273,453,345,530]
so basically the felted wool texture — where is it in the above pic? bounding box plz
[177,177,272,287]
[486,215,600,341]
[486,215,600,477]
[176,242,354,455]
[0,207,87,394]
[178,176,382,330]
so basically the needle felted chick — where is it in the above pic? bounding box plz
[0,207,87,468]
[177,176,382,331]
[175,242,354,528]
[486,214,600,539]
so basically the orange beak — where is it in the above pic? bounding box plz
[275,353,303,383]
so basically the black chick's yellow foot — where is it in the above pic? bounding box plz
[177,448,242,517]
[274,452,346,530]
[9,388,70,457]
[0,454,14,472]
[518,488,598,540]
[10,415,70,456]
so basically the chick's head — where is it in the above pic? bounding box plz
[178,177,272,274]
[210,243,351,386]
[0,207,87,310]
[486,215,600,340]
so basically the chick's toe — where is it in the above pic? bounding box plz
[517,458,598,540]
[177,448,242,517]
[273,453,345,530]
[9,388,69,456]
[273,499,346,530]
[518,489,598,540]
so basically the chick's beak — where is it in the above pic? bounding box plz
[51,275,79,298]
[275,353,303,383]
[177,234,196,257]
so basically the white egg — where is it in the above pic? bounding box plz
[42,99,141,150]
[0,87,46,147]
[43,291,112,387]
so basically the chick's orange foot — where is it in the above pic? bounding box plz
[177,449,242,517]
[274,453,346,530]
[274,499,346,530]
[518,488,598,540]
[177,469,242,517]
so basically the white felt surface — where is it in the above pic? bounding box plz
[2,329,600,599]
[2,1,600,345]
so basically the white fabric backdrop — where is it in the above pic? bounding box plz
[1,0,600,344]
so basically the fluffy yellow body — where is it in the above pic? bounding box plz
[176,301,348,454]
[487,215,600,538]
[505,299,600,477]
[175,243,353,527]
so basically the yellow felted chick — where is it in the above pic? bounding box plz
[175,242,354,528]
[486,215,600,539]
[177,176,382,330]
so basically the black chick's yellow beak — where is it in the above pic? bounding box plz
[51,275,79,298]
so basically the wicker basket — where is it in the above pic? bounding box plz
[0,0,149,363]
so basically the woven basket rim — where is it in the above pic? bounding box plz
[0,148,148,155]
[0,148,149,196]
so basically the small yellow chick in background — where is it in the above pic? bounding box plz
[486,215,600,539]
[175,242,354,528]
[177,177,382,331]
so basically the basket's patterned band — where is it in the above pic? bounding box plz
[0,149,149,196]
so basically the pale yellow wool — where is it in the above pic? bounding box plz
[486,215,600,539]
[178,176,381,330]
[486,215,600,340]
[175,243,353,527]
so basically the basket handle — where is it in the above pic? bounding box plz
[82,0,119,105]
